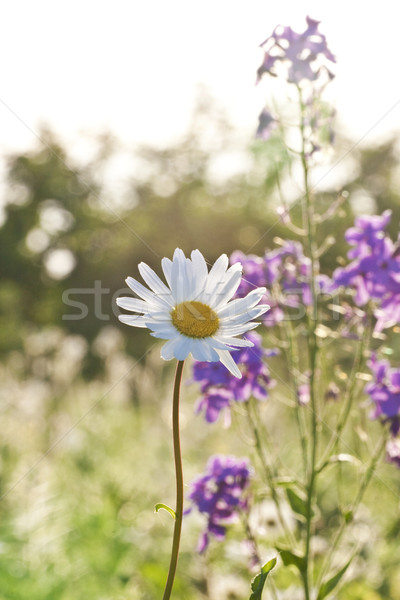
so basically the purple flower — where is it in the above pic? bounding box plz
[331,211,400,331]
[231,242,328,327]
[345,210,392,259]
[193,332,276,423]
[196,388,231,424]
[185,455,252,552]
[257,16,335,86]
[365,354,400,421]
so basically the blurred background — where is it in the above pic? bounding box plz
[1,1,400,598]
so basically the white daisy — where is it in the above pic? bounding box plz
[116,248,269,378]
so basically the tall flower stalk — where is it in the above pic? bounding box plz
[185,16,397,600]
[298,84,320,600]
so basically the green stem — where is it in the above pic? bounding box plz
[280,317,308,478]
[162,360,185,600]
[298,84,319,600]
[318,319,371,471]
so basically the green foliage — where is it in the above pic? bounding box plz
[154,503,176,520]
[285,487,313,520]
[276,548,306,575]
[317,558,353,600]
[249,557,277,599]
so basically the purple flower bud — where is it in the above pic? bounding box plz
[297,383,310,405]
[386,438,400,468]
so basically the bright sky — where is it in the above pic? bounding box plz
[1,1,399,159]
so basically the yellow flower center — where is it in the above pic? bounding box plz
[171,301,219,338]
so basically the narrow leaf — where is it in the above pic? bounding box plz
[154,503,176,520]
[276,547,306,574]
[250,557,277,600]
[317,558,352,600]
[274,477,298,487]
[286,488,313,519]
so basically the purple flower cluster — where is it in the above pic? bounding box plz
[331,210,400,331]
[231,241,328,326]
[365,355,400,423]
[365,354,400,467]
[193,331,276,424]
[257,16,336,86]
[185,455,251,552]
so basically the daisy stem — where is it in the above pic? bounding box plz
[163,360,185,600]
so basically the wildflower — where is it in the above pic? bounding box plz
[185,455,251,552]
[231,242,328,327]
[193,332,276,423]
[117,249,269,378]
[331,211,400,331]
[365,354,400,421]
[257,16,335,86]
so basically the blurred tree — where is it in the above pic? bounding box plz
[1,102,399,371]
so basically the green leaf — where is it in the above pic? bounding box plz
[317,558,352,600]
[249,557,277,600]
[154,503,176,520]
[276,547,306,574]
[274,477,298,487]
[343,509,353,524]
[286,488,313,519]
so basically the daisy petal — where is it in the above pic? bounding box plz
[126,276,166,307]
[116,297,148,313]
[170,248,187,303]
[201,254,229,301]
[213,335,254,348]
[190,250,209,299]
[215,349,242,379]
[190,339,220,362]
[118,314,148,327]
[218,288,267,319]
[220,305,269,326]
[161,334,193,361]
[161,257,173,287]
[138,262,174,305]
[147,322,177,339]
[160,336,182,360]
[220,322,259,336]
[211,268,243,309]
